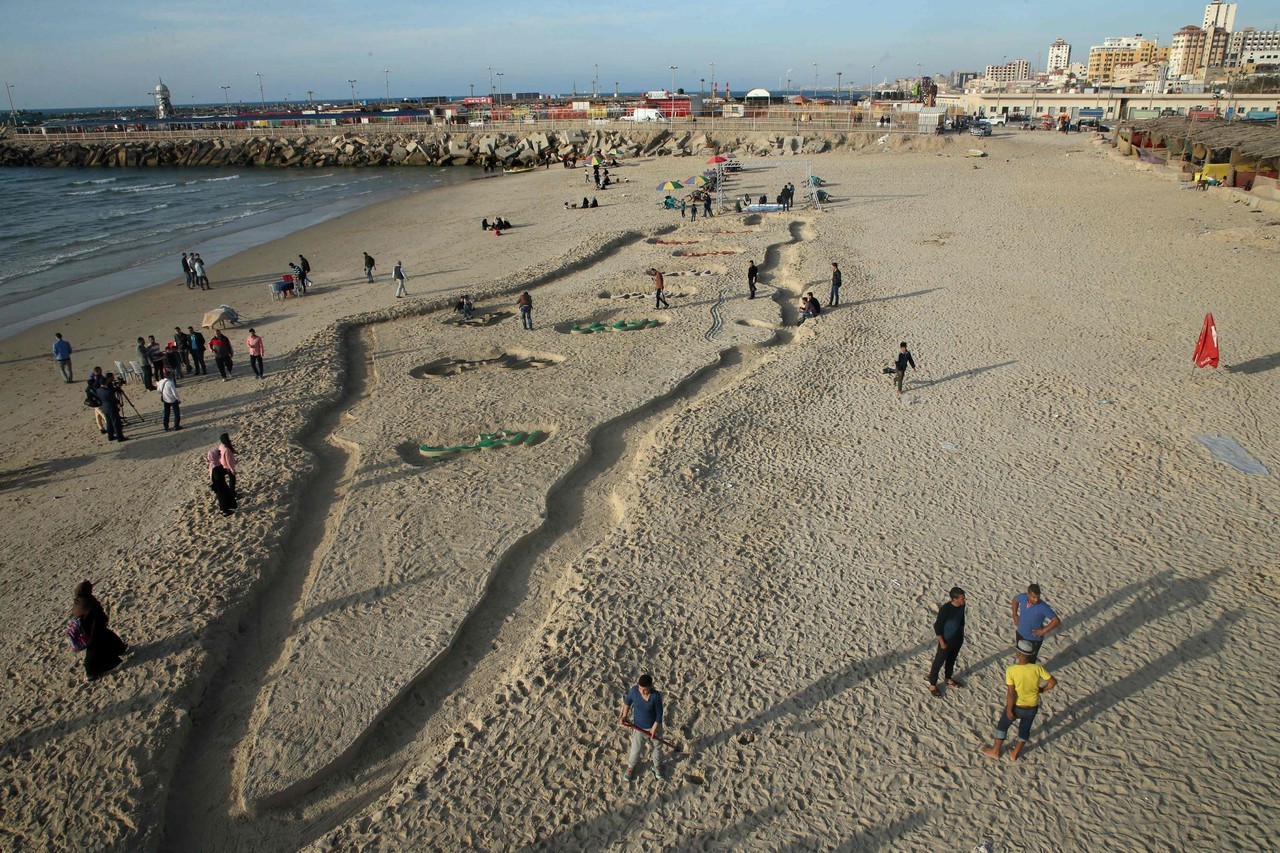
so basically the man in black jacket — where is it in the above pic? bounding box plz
[828,261,842,307]
[928,587,966,697]
[187,326,207,375]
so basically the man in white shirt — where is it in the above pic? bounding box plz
[158,370,182,431]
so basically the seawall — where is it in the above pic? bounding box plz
[0,128,946,168]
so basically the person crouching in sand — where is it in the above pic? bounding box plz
[208,449,238,517]
[68,580,129,682]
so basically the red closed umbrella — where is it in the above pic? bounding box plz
[1193,313,1219,368]
[706,155,728,164]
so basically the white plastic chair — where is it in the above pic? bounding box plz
[127,360,144,381]
[115,360,139,382]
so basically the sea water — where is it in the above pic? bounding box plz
[0,166,467,339]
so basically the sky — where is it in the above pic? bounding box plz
[2,0,1270,109]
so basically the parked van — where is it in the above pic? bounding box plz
[626,108,668,123]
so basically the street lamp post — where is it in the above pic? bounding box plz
[4,81,16,126]
[700,78,705,97]
[496,72,504,111]
[384,69,391,104]
[669,65,678,93]
[594,64,599,98]
[995,55,1006,117]
[786,69,792,101]
[348,79,358,108]
[220,85,231,110]
[813,62,819,98]
[470,83,475,98]
[710,62,716,97]
[870,65,875,101]
[836,71,842,104]
[488,66,494,101]
[255,71,265,109]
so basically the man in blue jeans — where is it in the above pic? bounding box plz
[52,333,73,382]
[982,640,1056,761]
[620,673,664,780]
[1012,583,1061,663]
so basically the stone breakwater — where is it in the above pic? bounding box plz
[0,128,946,168]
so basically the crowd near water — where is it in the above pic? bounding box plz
[0,167,465,339]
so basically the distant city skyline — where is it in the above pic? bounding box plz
[3,0,1273,109]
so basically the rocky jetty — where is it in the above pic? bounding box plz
[0,127,933,169]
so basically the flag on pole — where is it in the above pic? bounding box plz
[1193,313,1219,368]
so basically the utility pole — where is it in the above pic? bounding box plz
[593,63,598,98]
[488,66,494,100]
[255,71,265,109]
[496,72,504,107]
[220,85,231,110]
[384,69,391,104]
[786,70,792,101]
[813,62,819,98]
[669,65,678,94]
[348,79,358,107]
[870,65,876,101]
[836,71,842,104]
[710,62,716,97]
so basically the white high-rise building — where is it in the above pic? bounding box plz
[1047,38,1071,72]
[1203,1,1236,34]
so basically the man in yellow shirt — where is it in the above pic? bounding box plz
[981,640,1057,761]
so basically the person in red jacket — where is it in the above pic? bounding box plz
[208,330,234,380]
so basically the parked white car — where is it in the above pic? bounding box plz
[982,114,1008,126]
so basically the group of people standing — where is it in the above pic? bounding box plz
[180,252,210,290]
[927,583,1063,760]
[617,584,1062,778]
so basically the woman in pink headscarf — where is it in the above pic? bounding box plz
[218,432,238,498]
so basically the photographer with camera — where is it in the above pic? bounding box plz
[94,372,128,442]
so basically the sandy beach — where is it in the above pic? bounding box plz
[1,130,1278,850]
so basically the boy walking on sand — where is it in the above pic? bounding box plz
[363,252,376,282]
[747,261,758,299]
[650,269,669,310]
[981,641,1056,761]
[620,673,664,780]
[893,342,916,394]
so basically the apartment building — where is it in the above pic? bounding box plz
[1047,39,1072,73]
[1086,36,1171,82]
[985,59,1032,83]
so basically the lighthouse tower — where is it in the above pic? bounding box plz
[153,79,173,119]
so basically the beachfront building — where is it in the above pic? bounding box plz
[1048,39,1072,73]
[985,59,1032,83]
[1087,36,1171,83]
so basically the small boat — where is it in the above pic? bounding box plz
[503,166,536,174]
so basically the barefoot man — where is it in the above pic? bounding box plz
[981,640,1057,761]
